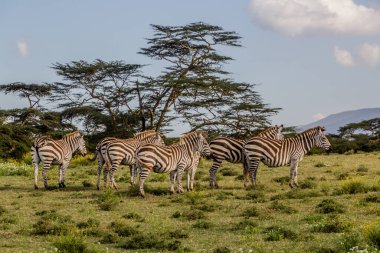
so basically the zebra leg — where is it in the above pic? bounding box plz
[60,162,69,188]
[209,159,222,188]
[133,165,138,185]
[247,159,260,188]
[110,166,118,190]
[170,171,176,194]
[58,165,64,188]
[139,168,151,198]
[103,168,109,188]
[96,156,104,190]
[243,161,249,189]
[42,161,52,190]
[289,160,299,188]
[33,157,40,190]
[187,170,191,191]
[176,167,185,193]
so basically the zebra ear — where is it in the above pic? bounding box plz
[198,131,208,139]
[320,126,326,132]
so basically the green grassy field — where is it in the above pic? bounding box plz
[0,152,379,253]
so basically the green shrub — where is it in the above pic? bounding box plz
[82,180,94,188]
[97,190,119,211]
[77,218,100,229]
[299,180,317,189]
[121,233,181,251]
[363,194,380,203]
[364,219,380,249]
[341,180,369,194]
[53,234,87,253]
[273,176,290,185]
[110,221,138,237]
[240,206,260,218]
[263,225,298,241]
[168,229,189,239]
[122,212,145,222]
[357,164,369,173]
[182,209,206,220]
[339,232,364,252]
[269,200,297,214]
[233,219,258,231]
[243,191,266,202]
[315,199,345,214]
[195,204,217,212]
[220,167,239,176]
[32,210,74,235]
[215,191,234,200]
[192,220,213,229]
[0,206,6,216]
[336,172,349,180]
[171,211,182,219]
[99,233,119,244]
[213,246,231,253]
[315,162,327,168]
[302,214,324,224]
[312,216,351,233]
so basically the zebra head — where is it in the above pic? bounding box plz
[314,126,332,153]
[197,132,211,157]
[78,132,87,156]
[275,124,284,140]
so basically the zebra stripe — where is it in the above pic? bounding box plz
[136,131,211,197]
[31,131,87,189]
[209,125,284,188]
[244,126,332,188]
[100,131,164,189]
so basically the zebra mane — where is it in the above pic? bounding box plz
[63,131,83,139]
[297,126,324,136]
[134,130,157,138]
[179,131,201,143]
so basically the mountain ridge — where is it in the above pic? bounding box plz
[298,108,380,134]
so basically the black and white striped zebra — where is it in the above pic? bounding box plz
[244,126,332,188]
[209,125,284,188]
[136,131,211,197]
[94,130,164,189]
[31,131,87,189]
[101,131,165,189]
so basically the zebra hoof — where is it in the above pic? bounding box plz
[34,185,39,190]
[62,183,66,188]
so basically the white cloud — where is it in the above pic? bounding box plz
[359,43,380,67]
[334,46,355,67]
[249,0,380,36]
[312,113,325,121]
[17,41,28,57]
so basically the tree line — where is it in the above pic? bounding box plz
[1,22,378,159]
[0,22,280,159]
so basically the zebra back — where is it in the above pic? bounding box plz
[257,125,284,140]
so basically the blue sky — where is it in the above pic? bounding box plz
[1,0,380,135]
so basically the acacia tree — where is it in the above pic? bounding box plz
[138,22,279,136]
[49,59,144,137]
[0,83,73,158]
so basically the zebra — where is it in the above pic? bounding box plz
[31,131,87,189]
[101,131,165,190]
[94,130,164,190]
[243,126,332,188]
[135,131,211,198]
[209,125,284,188]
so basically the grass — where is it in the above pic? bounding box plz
[0,152,379,252]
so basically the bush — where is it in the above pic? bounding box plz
[243,191,266,202]
[97,190,119,211]
[363,194,380,203]
[182,209,206,220]
[192,220,213,229]
[364,219,380,249]
[315,162,327,168]
[53,234,87,253]
[315,199,345,214]
[269,200,297,214]
[82,180,94,188]
[341,180,369,194]
[32,210,74,235]
[121,233,181,251]
[110,221,138,237]
[168,229,189,239]
[357,164,369,173]
[220,167,239,176]
[273,176,290,185]
[263,226,298,241]
[122,212,145,222]
[99,233,119,244]
[77,218,100,229]
[233,219,258,231]
[312,215,351,233]
[299,180,317,189]
[240,206,260,218]
[213,247,231,253]
[339,232,364,252]
[171,211,182,219]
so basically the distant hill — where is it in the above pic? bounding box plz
[299,108,380,134]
